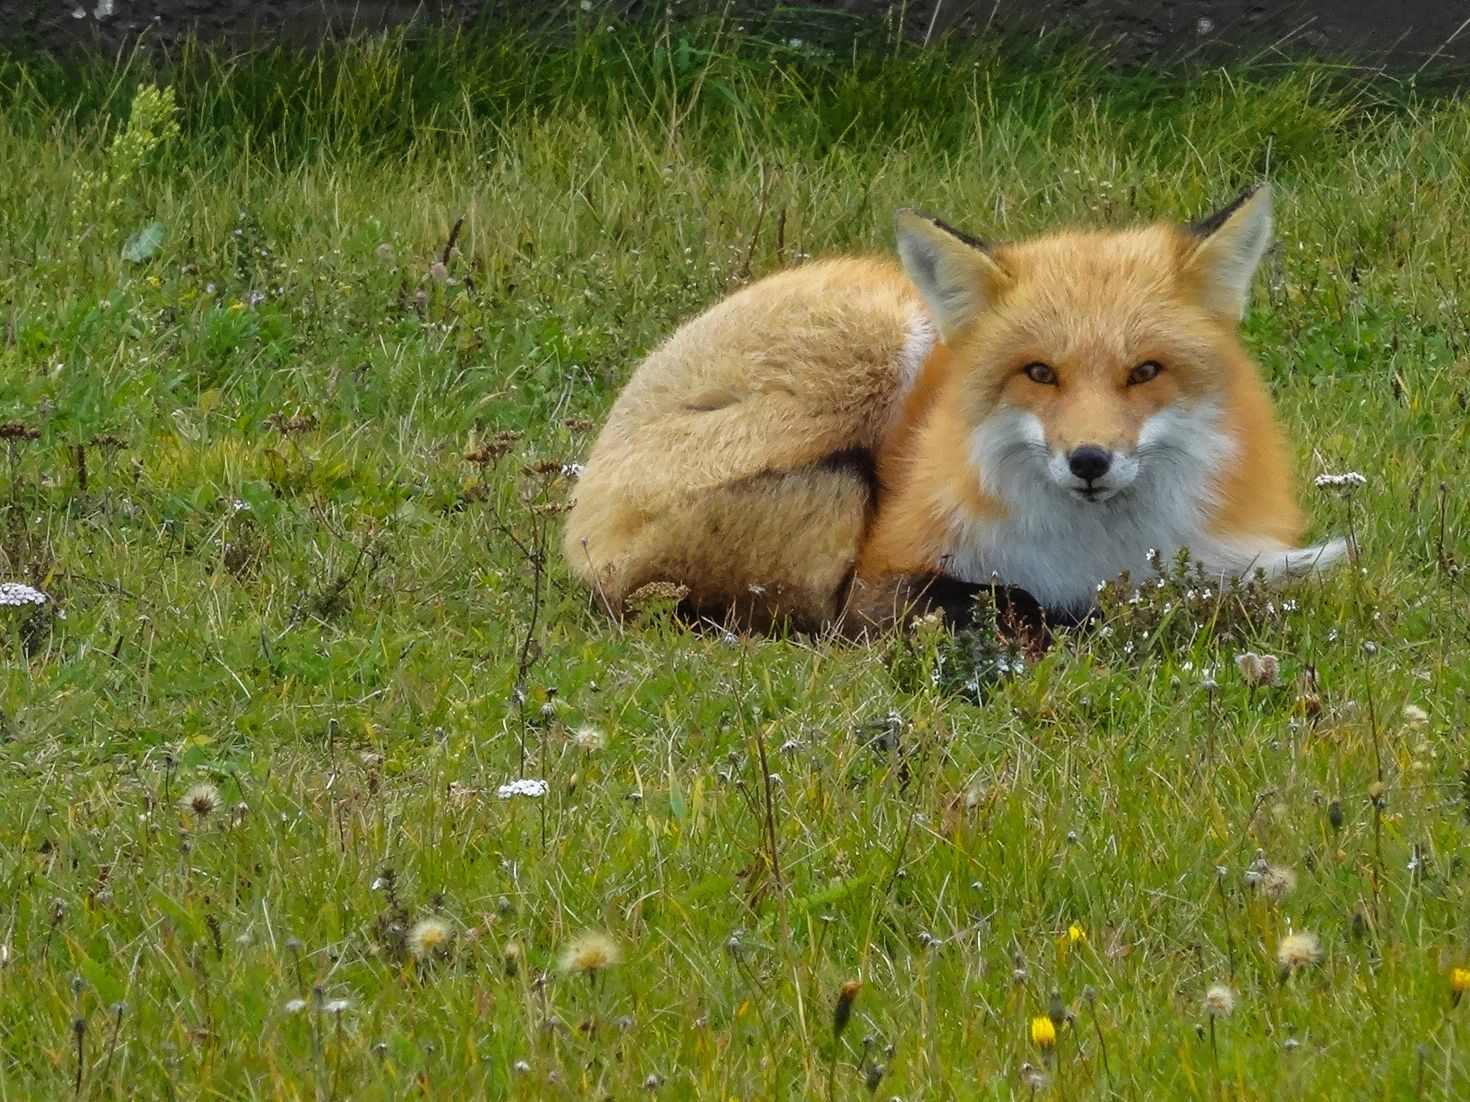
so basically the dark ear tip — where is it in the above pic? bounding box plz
[893,208,989,253]
[1188,181,1270,238]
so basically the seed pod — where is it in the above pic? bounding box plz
[833,980,861,1040]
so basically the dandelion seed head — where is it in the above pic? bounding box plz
[1262,865,1297,901]
[180,782,221,818]
[558,930,620,974]
[1235,651,1281,687]
[1203,983,1236,1018]
[1277,930,1322,971]
[571,725,607,752]
[408,916,453,959]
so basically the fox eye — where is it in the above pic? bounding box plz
[1022,362,1059,386]
[1127,360,1163,386]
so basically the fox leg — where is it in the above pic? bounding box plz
[838,573,1052,642]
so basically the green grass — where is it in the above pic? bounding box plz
[1,17,1469,1099]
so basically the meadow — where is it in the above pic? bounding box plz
[1,12,1468,1098]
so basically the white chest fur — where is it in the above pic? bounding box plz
[941,405,1239,613]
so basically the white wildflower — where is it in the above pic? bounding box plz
[1313,471,1367,491]
[0,583,48,607]
[497,778,549,799]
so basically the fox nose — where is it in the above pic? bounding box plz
[1067,445,1113,483]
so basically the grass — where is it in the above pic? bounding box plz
[1,14,1469,1098]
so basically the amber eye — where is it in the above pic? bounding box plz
[1022,362,1059,386]
[1127,360,1163,386]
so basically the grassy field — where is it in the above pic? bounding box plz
[1,15,1468,1099]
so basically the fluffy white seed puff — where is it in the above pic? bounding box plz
[1203,984,1237,1018]
[1277,931,1322,972]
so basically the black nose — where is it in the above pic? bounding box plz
[1067,445,1112,482]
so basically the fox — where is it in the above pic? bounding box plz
[563,182,1347,635]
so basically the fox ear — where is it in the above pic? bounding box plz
[1185,182,1274,319]
[894,209,1007,340]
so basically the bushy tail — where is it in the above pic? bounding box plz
[1204,536,1352,585]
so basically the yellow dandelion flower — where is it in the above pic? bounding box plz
[558,930,620,975]
[1451,968,1470,1005]
[1067,923,1086,945]
[1030,1015,1056,1049]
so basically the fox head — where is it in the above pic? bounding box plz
[894,186,1274,508]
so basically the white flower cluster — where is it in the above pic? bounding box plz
[1313,471,1367,490]
[497,778,549,799]
[0,583,48,607]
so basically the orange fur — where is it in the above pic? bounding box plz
[565,184,1342,632]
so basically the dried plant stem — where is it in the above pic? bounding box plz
[1214,875,1238,980]
[1343,499,1386,930]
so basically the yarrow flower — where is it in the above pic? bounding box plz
[1277,931,1322,974]
[0,583,48,607]
[497,778,549,799]
[558,930,620,975]
[1203,983,1237,1018]
[408,917,453,959]
[1314,471,1368,491]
